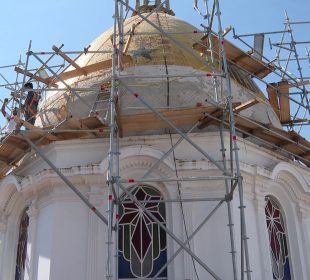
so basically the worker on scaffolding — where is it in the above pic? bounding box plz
[24,82,40,125]
[1,98,18,133]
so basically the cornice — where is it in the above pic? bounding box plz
[0,140,308,218]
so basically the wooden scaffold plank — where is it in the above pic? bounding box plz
[45,55,132,83]
[14,66,59,88]
[192,33,275,79]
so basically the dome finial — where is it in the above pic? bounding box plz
[134,0,174,15]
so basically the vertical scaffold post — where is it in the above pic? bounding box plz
[114,1,124,278]
[214,0,252,279]
[219,112,238,280]
[284,12,310,126]
[106,0,119,279]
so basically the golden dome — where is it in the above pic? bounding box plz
[75,12,210,71]
[38,11,281,131]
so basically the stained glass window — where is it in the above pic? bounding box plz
[118,185,167,279]
[265,196,291,280]
[15,208,29,280]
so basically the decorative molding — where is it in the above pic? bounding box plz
[276,175,307,203]
[295,203,310,220]
[271,162,308,191]
[119,157,172,178]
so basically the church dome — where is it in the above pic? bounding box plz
[37,10,282,132]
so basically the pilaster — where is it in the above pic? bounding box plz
[25,200,39,280]
[86,185,105,280]
[181,191,197,280]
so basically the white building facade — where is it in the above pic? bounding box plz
[0,2,309,280]
[0,132,309,279]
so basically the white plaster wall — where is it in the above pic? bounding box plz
[34,203,53,280]
[301,216,310,278]
[33,195,89,280]
[0,132,309,280]
[242,193,265,280]
[0,192,28,280]
[49,200,89,280]
[192,199,235,280]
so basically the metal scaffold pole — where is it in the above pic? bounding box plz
[232,13,310,137]
[284,12,310,131]
[106,0,120,279]
[22,134,109,226]
[1,1,309,280]
[214,0,252,278]
[104,0,253,279]
[219,112,238,280]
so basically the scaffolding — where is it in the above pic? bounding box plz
[0,1,309,280]
[230,12,310,137]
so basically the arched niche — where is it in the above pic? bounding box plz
[261,162,310,280]
[99,144,185,279]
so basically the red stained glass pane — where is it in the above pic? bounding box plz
[265,197,291,280]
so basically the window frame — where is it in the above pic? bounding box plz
[118,185,168,279]
[265,196,292,280]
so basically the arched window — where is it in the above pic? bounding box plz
[118,185,167,279]
[265,196,291,280]
[15,208,29,280]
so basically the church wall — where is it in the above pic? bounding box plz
[253,165,310,280]
[28,185,91,280]
[242,191,266,280]
[168,185,187,280]
[301,215,310,277]
[191,197,235,279]
[0,133,310,279]
[263,182,307,280]
[86,184,107,280]
[48,199,89,280]
[248,192,273,279]
[34,203,53,280]
[0,190,28,280]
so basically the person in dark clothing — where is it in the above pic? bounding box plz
[24,82,40,125]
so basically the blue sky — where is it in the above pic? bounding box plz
[0,0,309,138]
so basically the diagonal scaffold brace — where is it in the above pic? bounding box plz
[22,133,110,227]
